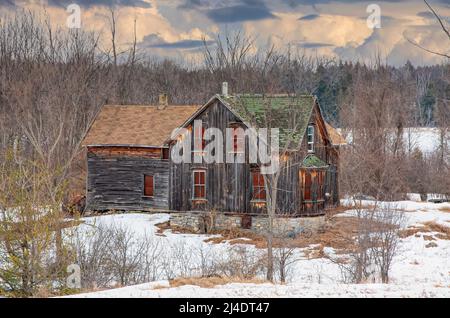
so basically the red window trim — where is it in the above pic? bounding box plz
[192,170,206,200]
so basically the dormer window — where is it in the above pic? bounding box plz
[307,125,314,153]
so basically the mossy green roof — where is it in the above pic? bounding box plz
[219,94,315,149]
[302,154,328,168]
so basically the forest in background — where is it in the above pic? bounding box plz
[0,10,448,200]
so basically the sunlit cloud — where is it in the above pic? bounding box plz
[0,0,449,66]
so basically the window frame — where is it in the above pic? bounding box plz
[192,169,207,200]
[251,169,266,202]
[143,174,154,197]
[229,126,245,154]
[307,125,315,153]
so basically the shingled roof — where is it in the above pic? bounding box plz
[302,154,328,168]
[82,105,200,147]
[219,94,316,149]
[325,122,347,146]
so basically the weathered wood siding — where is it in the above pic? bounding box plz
[169,100,254,213]
[86,147,169,211]
[169,100,339,216]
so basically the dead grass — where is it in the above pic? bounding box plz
[155,221,198,235]
[399,221,450,240]
[201,217,361,254]
[204,228,267,248]
[152,284,169,290]
[168,276,267,289]
[399,227,423,238]
[157,215,386,256]
[324,205,353,217]
[423,221,450,235]
[438,206,450,213]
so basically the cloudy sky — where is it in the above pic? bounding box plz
[1,0,449,66]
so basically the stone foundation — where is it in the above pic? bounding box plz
[214,214,242,229]
[169,212,325,237]
[250,215,325,236]
[170,213,206,232]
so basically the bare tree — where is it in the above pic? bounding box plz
[273,236,300,283]
[407,0,450,59]
[371,204,406,283]
[109,8,118,67]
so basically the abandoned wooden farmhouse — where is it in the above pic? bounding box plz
[81,85,346,231]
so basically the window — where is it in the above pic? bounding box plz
[144,175,154,197]
[162,148,169,160]
[307,125,314,153]
[192,170,206,199]
[230,127,245,153]
[252,170,266,201]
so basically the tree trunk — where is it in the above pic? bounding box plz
[266,211,274,282]
[280,259,286,283]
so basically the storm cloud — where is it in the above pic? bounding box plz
[206,5,276,23]
[140,34,214,50]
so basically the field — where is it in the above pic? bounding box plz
[64,199,450,298]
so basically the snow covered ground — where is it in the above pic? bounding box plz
[64,281,448,298]
[63,199,450,298]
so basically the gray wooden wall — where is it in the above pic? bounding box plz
[169,100,255,213]
[86,152,169,211]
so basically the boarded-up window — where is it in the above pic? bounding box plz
[192,170,206,199]
[144,175,154,197]
[303,171,312,200]
[162,148,169,160]
[252,170,266,201]
[301,169,325,201]
[229,126,244,153]
[194,125,206,152]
